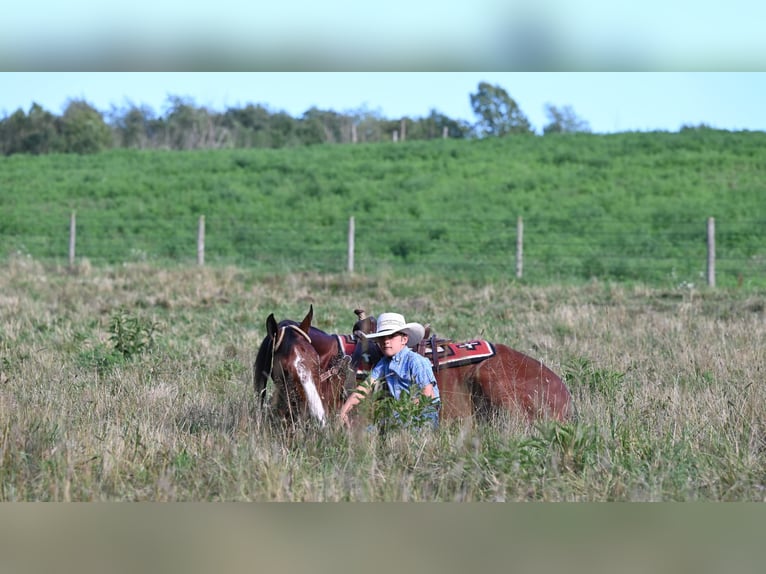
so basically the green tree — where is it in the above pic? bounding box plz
[470,82,533,137]
[222,103,273,148]
[0,103,61,155]
[543,104,591,134]
[268,111,299,148]
[408,109,473,140]
[163,95,230,150]
[59,99,113,154]
[350,105,385,143]
[108,102,158,149]
[299,107,354,144]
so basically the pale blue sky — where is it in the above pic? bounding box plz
[1,73,764,134]
[1,1,764,71]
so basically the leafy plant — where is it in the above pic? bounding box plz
[354,379,440,432]
[108,309,158,359]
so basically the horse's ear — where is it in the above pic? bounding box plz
[299,304,314,334]
[266,313,278,338]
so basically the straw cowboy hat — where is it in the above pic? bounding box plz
[362,312,425,347]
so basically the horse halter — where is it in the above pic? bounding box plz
[273,324,312,352]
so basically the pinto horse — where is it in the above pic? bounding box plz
[253,305,354,424]
[350,309,572,422]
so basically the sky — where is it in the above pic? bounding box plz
[1,72,764,135]
[1,1,765,71]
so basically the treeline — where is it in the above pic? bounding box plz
[0,82,591,155]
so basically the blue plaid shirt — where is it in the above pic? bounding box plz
[370,346,440,425]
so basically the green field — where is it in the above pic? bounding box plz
[1,128,765,501]
[1,261,763,501]
[2,128,765,287]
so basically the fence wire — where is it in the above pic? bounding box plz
[2,213,765,288]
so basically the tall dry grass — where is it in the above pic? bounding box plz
[1,254,764,501]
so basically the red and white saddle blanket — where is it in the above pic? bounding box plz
[420,339,496,369]
[337,334,496,377]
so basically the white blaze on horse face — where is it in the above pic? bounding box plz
[293,355,326,425]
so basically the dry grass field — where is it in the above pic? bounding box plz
[1,254,764,501]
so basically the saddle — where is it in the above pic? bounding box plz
[415,325,496,371]
[347,310,496,376]
[416,325,449,372]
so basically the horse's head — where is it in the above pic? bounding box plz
[254,305,328,425]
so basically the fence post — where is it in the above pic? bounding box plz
[197,215,205,266]
[707,217,715,287]
[69,211,76,268]
[516,216,524,279]
[348,216,355,273]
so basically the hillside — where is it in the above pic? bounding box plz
[1,128,764,287]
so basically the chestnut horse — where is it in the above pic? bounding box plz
[255,306,572,425]
[253,305,353,424]
[350,310,572,422]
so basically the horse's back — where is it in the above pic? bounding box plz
[437,342,571,422]
[484,343,571,420]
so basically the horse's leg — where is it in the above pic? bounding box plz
[470,354,529,421]
[435,367,477,420]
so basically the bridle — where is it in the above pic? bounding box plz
[273,323,311,352]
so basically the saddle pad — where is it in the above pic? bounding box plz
[423,340,496,369]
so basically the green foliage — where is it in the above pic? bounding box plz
[59,99,113,154]
[108,309,158,359]
[1,96,475,155]
[355,379,439,432]
[0,103,61,155]
[0,130,764,287]
[470,81,533,136]
[543,103,591,134]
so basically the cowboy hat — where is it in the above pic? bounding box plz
[362,312,425,347]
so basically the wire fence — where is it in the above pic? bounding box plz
[3,212,765,288]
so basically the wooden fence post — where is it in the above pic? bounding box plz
[197,215,205,266]
[69,211,76,268]
[348,216,355,273]
[707,217,715,287]
[516,216,524,279]
[400,119,406,142]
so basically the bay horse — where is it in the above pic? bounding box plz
[350,309,572,423]
[253,305,354,424]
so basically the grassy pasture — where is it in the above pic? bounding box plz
[1,257,763,501]
[1,129,765,286]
